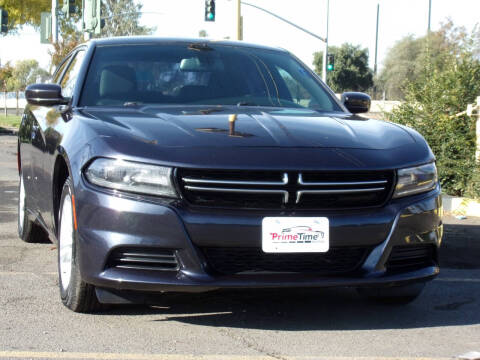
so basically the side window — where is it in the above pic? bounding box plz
[53,57,71,84]
[60,50,86,99]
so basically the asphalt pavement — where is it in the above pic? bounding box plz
[0,134,479,360]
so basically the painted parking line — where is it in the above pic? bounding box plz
[0,353,455,360]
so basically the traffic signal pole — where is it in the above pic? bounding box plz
[237,1,328,82]
[321,0,329,83]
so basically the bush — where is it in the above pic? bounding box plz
[386,53,480,199]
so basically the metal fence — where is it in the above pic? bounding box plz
[0,92,27,109]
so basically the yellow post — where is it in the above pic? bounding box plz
[236,0,243,40]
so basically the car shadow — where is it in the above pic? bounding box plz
[99,218,480,330]
[100,278,479,331]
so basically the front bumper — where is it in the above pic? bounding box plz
[74,179,443,298]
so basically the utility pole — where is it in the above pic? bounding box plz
[374,3,379,76]
[427,0,432,33]
[51,0,58,43]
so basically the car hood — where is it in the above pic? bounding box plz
[83,106,416,150]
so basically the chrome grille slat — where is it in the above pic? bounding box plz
[184,185,289,203]
[177,169,394,209]
[183,173,288,186]
[296,188,386,203]
[298,173,388,186]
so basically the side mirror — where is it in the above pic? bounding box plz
[25,83,69,106]
[341,92,371,114]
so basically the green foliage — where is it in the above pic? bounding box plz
[0,0,50,33]
[386,51,480,198]
[313,43,373,93]
[95,0,155,38]
[378,19,480,100]
[7,59,49,90]
[0,114,21,128]
[49,4,84,70]
[0,62,14,91]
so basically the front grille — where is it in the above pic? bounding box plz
[386,244,437,272]
[201,247,370,275]
[106,247,179,271]
[177,169,394,209]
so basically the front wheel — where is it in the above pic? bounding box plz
[58,177,103,313]
[356,283,426,305]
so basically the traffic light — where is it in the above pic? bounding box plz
[62,0,76,17]
[327,54,335,71]
[0,8,8,34]
[84,0,104,34]
[205,0,215,22]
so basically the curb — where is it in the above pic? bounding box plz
[0,127,18,135]
[442,194,480,217]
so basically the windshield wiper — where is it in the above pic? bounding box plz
[123,102,141,107]
[188,43,214,51]
[237,101,258,107]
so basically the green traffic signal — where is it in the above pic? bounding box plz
[205,0,215,22]
[327,54,335,71]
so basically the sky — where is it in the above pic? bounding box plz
[0,0,479,73]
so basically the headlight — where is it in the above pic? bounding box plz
[393,162,438,198]
[84,158,177,198]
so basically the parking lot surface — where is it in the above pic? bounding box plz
[0,134,479,360]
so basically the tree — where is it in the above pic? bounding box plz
[313,43,373,93]
[377,19,479,100]
[48,7,84,70]
[7,60,49,114]
[97,0,154,38]
[386,38,480,198]
[199,29,208,38]
[0,62,14,116]
[0,0,50,33]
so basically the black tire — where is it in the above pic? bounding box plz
[58,177,103,313]
[18,173,45,243]
[356,283,426,305]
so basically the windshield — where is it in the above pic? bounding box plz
[80,43,342,112]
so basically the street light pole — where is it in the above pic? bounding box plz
[374,3,379,76]
[322,0,329,83]
[428,0,432,33]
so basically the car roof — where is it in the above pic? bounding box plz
[86,36,288,53]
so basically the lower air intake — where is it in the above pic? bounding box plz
[386,244,437,272]
[107,247,179,271]
[201,247,370,275]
